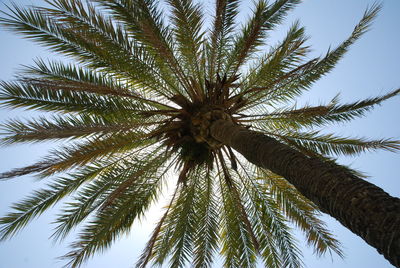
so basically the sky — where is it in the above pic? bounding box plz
[0,0,399,267]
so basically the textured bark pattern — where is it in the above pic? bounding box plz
[211,119,400,267]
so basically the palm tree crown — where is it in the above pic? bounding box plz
[0,0,399,267]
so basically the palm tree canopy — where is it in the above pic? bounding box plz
[0,0,399,267]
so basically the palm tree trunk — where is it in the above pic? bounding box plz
[210,119,400,267]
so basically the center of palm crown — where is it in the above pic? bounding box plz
[190,107,232,146]
[158,102,235,167]
[157,74,246,166]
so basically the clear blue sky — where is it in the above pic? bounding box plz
[0,0,399,267]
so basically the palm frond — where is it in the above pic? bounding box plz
[53,151,170,244]
[167,176,199,268]
[257,170,344,258]
[192,170,219,268]
[238,20,309,103]
[207,0,239,80]
[223,0,300,76]
[0,162,112,241]
[0,1,168,92]
[0,113,156,145]
[22,59,172,108]
[242,88,400,129]
[94,0,190,97]
[51,165,127,242]
[147,170,201,267]
[267,3,381,103]
[0,130,155,179]
[0,80,142,114]
[135,183,180,268]
[235,161,303,268]
[218,168,257,268]
[274,131,400,157]
[61,161,166,268]
[168,0,205,89]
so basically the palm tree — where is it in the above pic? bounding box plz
[0,0,399,267]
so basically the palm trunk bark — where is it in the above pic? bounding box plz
[210,119,400,267]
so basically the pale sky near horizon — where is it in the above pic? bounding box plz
[0,0,399,268]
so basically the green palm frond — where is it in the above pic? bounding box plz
[0,176,82,241]
[139,167,218,268]
[243,88,400,129]
[0,130,155,180]
[257,170,344,258]
[136,184,180,268]
[53,152,169,243]
[62,158,167,268]
[22,59,171,108]
[219,176,257,268]
[51,166,128,242]
[167,177,198,268]
[0,155,133,241]
[224,0,301,76]
[0,113,155,145]
[238,20,309,101]
[273,130,400,156]
[147,201,177,266]
[223,0,269,77]
[1,1,178,98]
[207,0,240,80]
[232,3,380,110]
[95,0,190,97]
[235,161,303,268]
[146,175,198,267]
[266,3,381,103]
[0,80,143,114]
[192,171,219,268]
[168,0,205,85]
